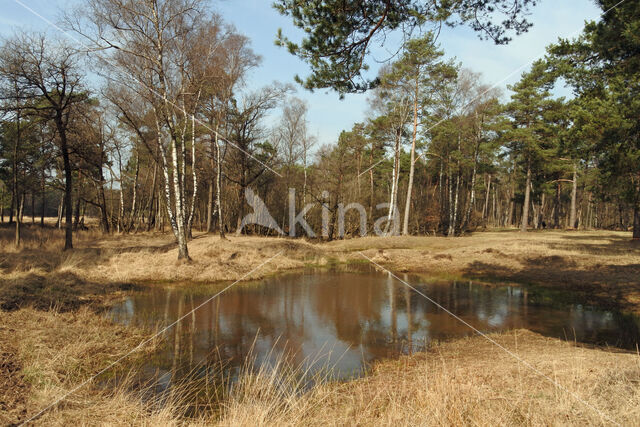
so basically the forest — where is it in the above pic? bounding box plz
[0,0,638,262]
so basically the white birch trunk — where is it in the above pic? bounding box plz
[386,129,401,235]
[402,96,418,236]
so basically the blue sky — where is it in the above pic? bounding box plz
[1,0,602,146]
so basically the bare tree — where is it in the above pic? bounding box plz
[274,96,315,211]
[277,97,307,169]
[370,66,413,236]
[228,83,291,234]
[0,34,86,250]
[196,24,259,237]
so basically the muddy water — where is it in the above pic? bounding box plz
[109,267,640,398]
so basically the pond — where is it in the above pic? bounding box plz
[109,266,640,406]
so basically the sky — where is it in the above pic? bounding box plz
[0,0,603,147]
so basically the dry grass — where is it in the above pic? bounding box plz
[2,224,640,425]
[217,330,640,426]
[84,234,318,283]
[0,224,319,286]
[6,316,639,426]
[3,225,639,312]
[0,307,164,425]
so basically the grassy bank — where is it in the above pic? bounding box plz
[220,329,640,426]
[327,230,640,313]
[2,226,639,312]
[0,307,162,426]
[4,322,639,425]
[1,224,639,425]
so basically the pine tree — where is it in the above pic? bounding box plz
[274,0,537,94]
[550,0,640,238]
[505,61,558,232]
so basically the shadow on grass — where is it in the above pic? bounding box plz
[542,232,640,256]
[463,257,640,311]
[0,271,138,312]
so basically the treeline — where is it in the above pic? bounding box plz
[0,0,638,259]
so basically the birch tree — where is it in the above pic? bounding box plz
[73,0,215,259]
[198,27,259,237]
[371,67,413,235]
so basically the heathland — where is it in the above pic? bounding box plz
[1,225,639,425]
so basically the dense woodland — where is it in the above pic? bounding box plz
[0,0,638,259]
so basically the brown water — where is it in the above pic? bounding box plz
[109,267,640,400]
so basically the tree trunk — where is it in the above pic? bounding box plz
[170,133,189,259]
[186,115,198,239]
[448,135,461,237]
[13,111,20,246]
[128,146,140,232]
[15,193,23,247]
[482,174,491,226]
[56,193,64,229]
[40,167,46,227]
[492,185,498,226]
[449,173,460,237]
[369,142,374,219]
[520,162,532,232]
[438,160,444,231]
[463,113,481,231]
[235,152,248,235]
[73,182,81,230]
[386,129,401,235]
[303,156,308,207]
[57,118,73,250]
[214,129,226,239]
[539,192,546,229]
[94,134,110,234]
[569,163,578,229]
[447,161,453,235]
[554,182,561,229]
[507,158,516,227]
[402,84,419,236]
[155,114,184,257]
[146,162,157,232]
[206,131,214,233]
[634,179,640,239]
[206,178,214,233]
[9,186,14,224]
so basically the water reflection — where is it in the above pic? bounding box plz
[110,268,640,397]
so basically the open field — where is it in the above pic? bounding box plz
[1,225,640,425]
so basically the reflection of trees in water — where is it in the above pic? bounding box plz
[110,272,640,405]
[310,274,384,338]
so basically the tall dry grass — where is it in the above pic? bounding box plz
[215,330,640,426]
[0,224,318,286]
[144,330,640,426]
[8,312,639,426]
